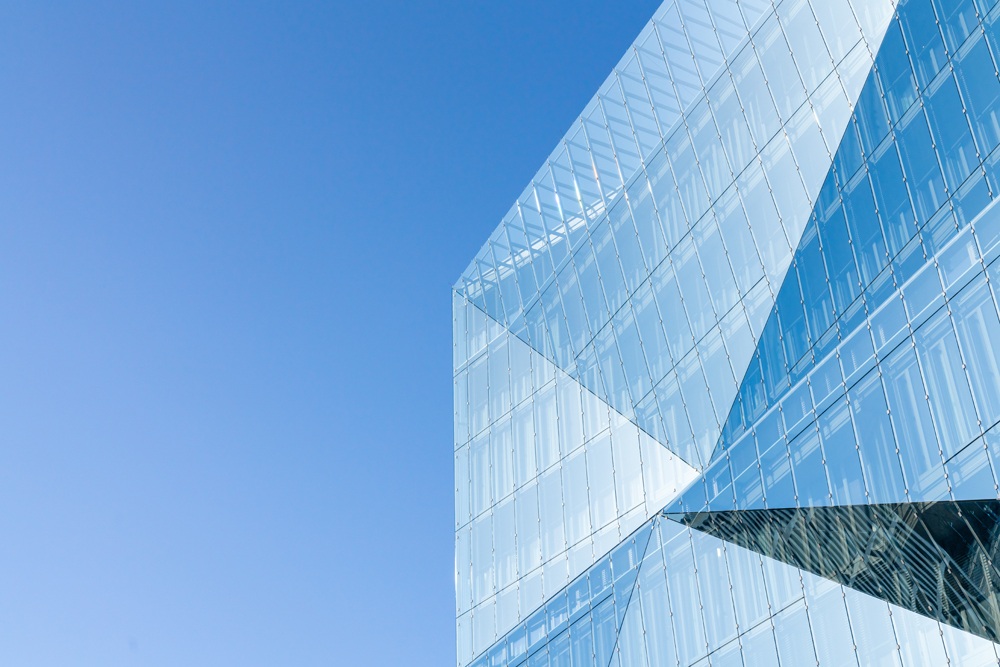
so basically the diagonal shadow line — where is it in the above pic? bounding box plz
[604,517,657,667]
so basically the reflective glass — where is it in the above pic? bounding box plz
[448,0,1000,663]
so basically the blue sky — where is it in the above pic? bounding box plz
[0,2,659,665]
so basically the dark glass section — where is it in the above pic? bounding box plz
[669,501,1000,642]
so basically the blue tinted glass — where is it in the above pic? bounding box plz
[596,328,630,413]
[706,454,734,504]
[558,269,593,357]
[953,168,991,228]
[882,343,946,499]
[710,74,756,175]
[849,371,906,503]
[696,218,739,316]
[568,617,593,666]
[573,244,609,336]
[869,143,917,256]
[795,226,834,339]
[541,286,573,368]
[666,128,708,224]
[987,11,1000,84]
[664,529,706,664]
[691,529,739,645]
[915,310,979,458]
[924,72,978,191]
[732,48,779,147]
[613,309,650,403]
[674,239,715,340]
[899,0,948,88]
[758,320,789,403]
[647,153,686,243]
[627,178,668,271]
[591,598,617,667]
[855,76,891,155]
[592,221,628,314]
[820,204,861,313]
[946,440,997,499]
[759,440,795,508]
[932,0,978,52]
[896,105,947,224]
[651,264,692,360]
[609,205,647,294]
[919,205,959,258]
[632,283,671,381]
[790,429,828,506]
[774,268,809,367]
[876,19,919,121]
[820,399,866,505]
[734,357,765,433]
[688,99,732,200]
[954,32,1000,157]
[953,278,1000,428]
[547,591,569,635]
[833,118,864,185]
[843,172,887,284]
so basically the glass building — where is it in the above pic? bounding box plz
[452,0,1000,663]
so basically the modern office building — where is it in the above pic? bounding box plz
[453,0,1000,664]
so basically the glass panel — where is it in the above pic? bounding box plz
[953,278,1000,430]
[691,528,738,647]
[739,619,779,667]
[665,530,706,665]
[732,48,781,148]
[754,16,806,122]
[804,578,859,667]
[882,343,946,500]
[914,310,979,459]
[773,601,817,666]
[819,398,867,505]
[849,371,906,503]
[844,593,902,667]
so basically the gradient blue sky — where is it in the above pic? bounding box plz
[0,3,660,665]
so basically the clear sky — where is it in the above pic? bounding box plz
[0,2,660,665]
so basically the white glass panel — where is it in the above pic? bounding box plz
[892,606,947,665]
[740,619,780,667]
[491,416,514,502]
[539,466,566,562]
[495,498,517,590]
[513,403,537,487]
[557,374,585,456]
[844,592,902,667]
[803,577,858,667]
[456,524,472,615]
[611,415,644,512]
[471,432,490,518]
[588,432,618,529]
[516,481,541,575]
[456,445,470,529]
[939,621,1000,667]
[563,448,591,546]
[810,0,863,64]
[535,383,560,471]
[778,0,832,93]
[472,511,495,603]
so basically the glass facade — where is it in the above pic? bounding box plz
[454,0,1000,664]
